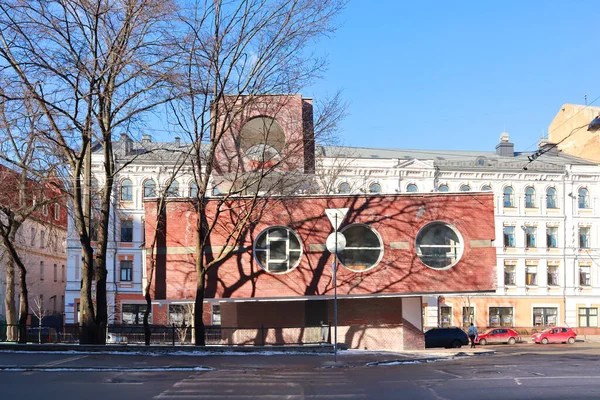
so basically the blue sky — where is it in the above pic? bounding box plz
[306,1,600,152]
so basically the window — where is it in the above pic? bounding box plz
[525,226,536,248]
[580,265,591,287]
[503,187,515,207]
[440,306,452,327]
[61,265,65,282]
[579,188,590,209]
[503,226,515,248]
[481,185,493,192]
[338,182,350,194]
[212,304,221,326]
[166,180,179,197]
[546,188,557,209]
[120,179,133,201]
[460,184,471,192]
[51,295,57,312]
[54,204,60,220]
[579,226,590,249]
[120,219,133,242]
[143,180,156,198]
[546,226,558,248]
[42,203,48,216]
[489,307,513,327]
[122,304,150,325]
[406,184,418,193]
[338,224,384,272]
[547,265,559,286]
[438,184,449,192]
[30,228,36,246]
[40,230,45,248]
[526,264,537,286]
[504,263,516,285]
[254,226,302,273]
[369,183,382,194]
[40,261,44,281]
[462,307,474,328]
[533,307,558,327]
[189,182,198,198]
[120,260,133,281]
[53,263,57,282]
[416,222,462,269]
[525,187,536,208]
[579,308,598,327]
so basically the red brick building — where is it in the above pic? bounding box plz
[144,192,496,350]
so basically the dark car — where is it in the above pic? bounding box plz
[425,327,469,348]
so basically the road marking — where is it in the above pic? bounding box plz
[514,378,522,385]
[38,355,88,367]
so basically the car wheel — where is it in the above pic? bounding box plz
[452,340,462,348]
[542,338,549,344]
[568,337,575,344]
[508,337,516,345]
[479,339,487,346]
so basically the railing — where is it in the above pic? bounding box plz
[0,323,331,346]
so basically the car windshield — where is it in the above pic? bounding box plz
[541,328,553,333]
[482,329,495,335]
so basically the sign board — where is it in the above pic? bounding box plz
[325,208,349,230]
[326,232,346,253]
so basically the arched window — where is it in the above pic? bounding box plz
[438,185,449,192]
[143,180,156,198]
[369,183,382,194]
[547,187,557,209]
[166,180,179,197]
[120,179,133,201]
[503,187,515,207]
[254,226,302,274]
[406,184,418,193]
[481,185,492,192]
[579,188,590,209]
[189,182,198,198]
[460,185,471,192]
[338,182,351,194]
[525,187,536,208]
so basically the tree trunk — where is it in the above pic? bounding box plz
[17,263,28,344]
[193,271,206,346]
[79,247,98,344]
[4,258,17,341]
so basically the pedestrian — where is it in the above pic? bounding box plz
[467,323,478,348]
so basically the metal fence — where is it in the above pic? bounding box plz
[0,323,331,346]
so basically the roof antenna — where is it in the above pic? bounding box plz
[585,94,588,105]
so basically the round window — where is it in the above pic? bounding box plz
[253,226,302,274]
[415,222,463,269]
[338,224,384,272]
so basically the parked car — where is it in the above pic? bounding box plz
[26,327,58,343]
[425,327,469,348]
[107,333,128,344]
[475,328,521,346]
[532,327,577,344]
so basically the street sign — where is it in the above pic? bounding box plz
[326,232,346,253]
[325,208,349,229]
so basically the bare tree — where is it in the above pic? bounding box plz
[0,0,180,344]
[167,0,346,345]
[30,294,49,343]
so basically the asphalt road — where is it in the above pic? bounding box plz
[2,343,600,399]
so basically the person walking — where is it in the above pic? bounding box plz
[467,323,478,348]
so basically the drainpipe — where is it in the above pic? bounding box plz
[563,170,568,326]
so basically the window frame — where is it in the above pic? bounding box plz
[369,182,382,194]
[120,178,133,201]
[415,221,463,270]
[579,226,591,249]
[438,184,449,192]
[120,219,133,243]
[525,187,536,208]
[489,307,513,327]
[533,307,558,327]
[503,186,515,208]
[143,179,157,198]
[580,265,592,287]
[503,226,515,248]
[338,223,385,272]
[579,187,590,209]
[406,184,418,193]
[525,226,537,248]
[338,182,351,194]
[546,226,558,248]
[253,226,303,274]
[579,308,598,328]
[120,260,133,282]
[546,187,558,209]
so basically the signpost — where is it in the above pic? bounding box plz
[325,208,348,362]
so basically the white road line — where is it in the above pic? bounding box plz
[514,378,522,385]
[38,355,88,367]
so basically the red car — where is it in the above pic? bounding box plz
[532,327,577,344]
[475,328,521,346]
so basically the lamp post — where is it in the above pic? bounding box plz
[325,208,348,362]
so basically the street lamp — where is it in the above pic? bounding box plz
[325,208,348,362]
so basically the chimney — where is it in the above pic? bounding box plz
[495,132,514,157]
[174,137,180,147]
[538,137,558,156]
[120,133,133,155]
[142,134,151,144]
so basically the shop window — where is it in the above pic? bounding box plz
[526,265,537,286]
[415,222,463,269]
[546,226,558,248]
[504,264,516,286]
[546,188,557,209]
[579,226,590,249]
[525,226,536,248]
[533,307,558,327]
[438,184,449,192]
[525,187,536,208]
[122,304,150,325]
[440,306,452,327]
[503,186,515,207]
[547,265,559,286]
[120,260,133,281]
[121,179,133,201]
[406,184,418,193]
[338,182,350,194]
[338,224,384,272]
[169,304,193,326]
[580,265,591,287]
[143,180,156,198]
[462,306,474,328]
[120,219,133,242]
[579,308,598,328]
[489,307,513,327]
[579,188,590,209]
[503,226,515,248]
[254,226,302,274]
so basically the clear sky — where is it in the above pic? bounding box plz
[305,1,600,152]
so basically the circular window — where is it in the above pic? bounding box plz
[253,226,302,274]
[338,224,384,272]
[415,222,463,269]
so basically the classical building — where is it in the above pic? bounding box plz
[548,103,600,163]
